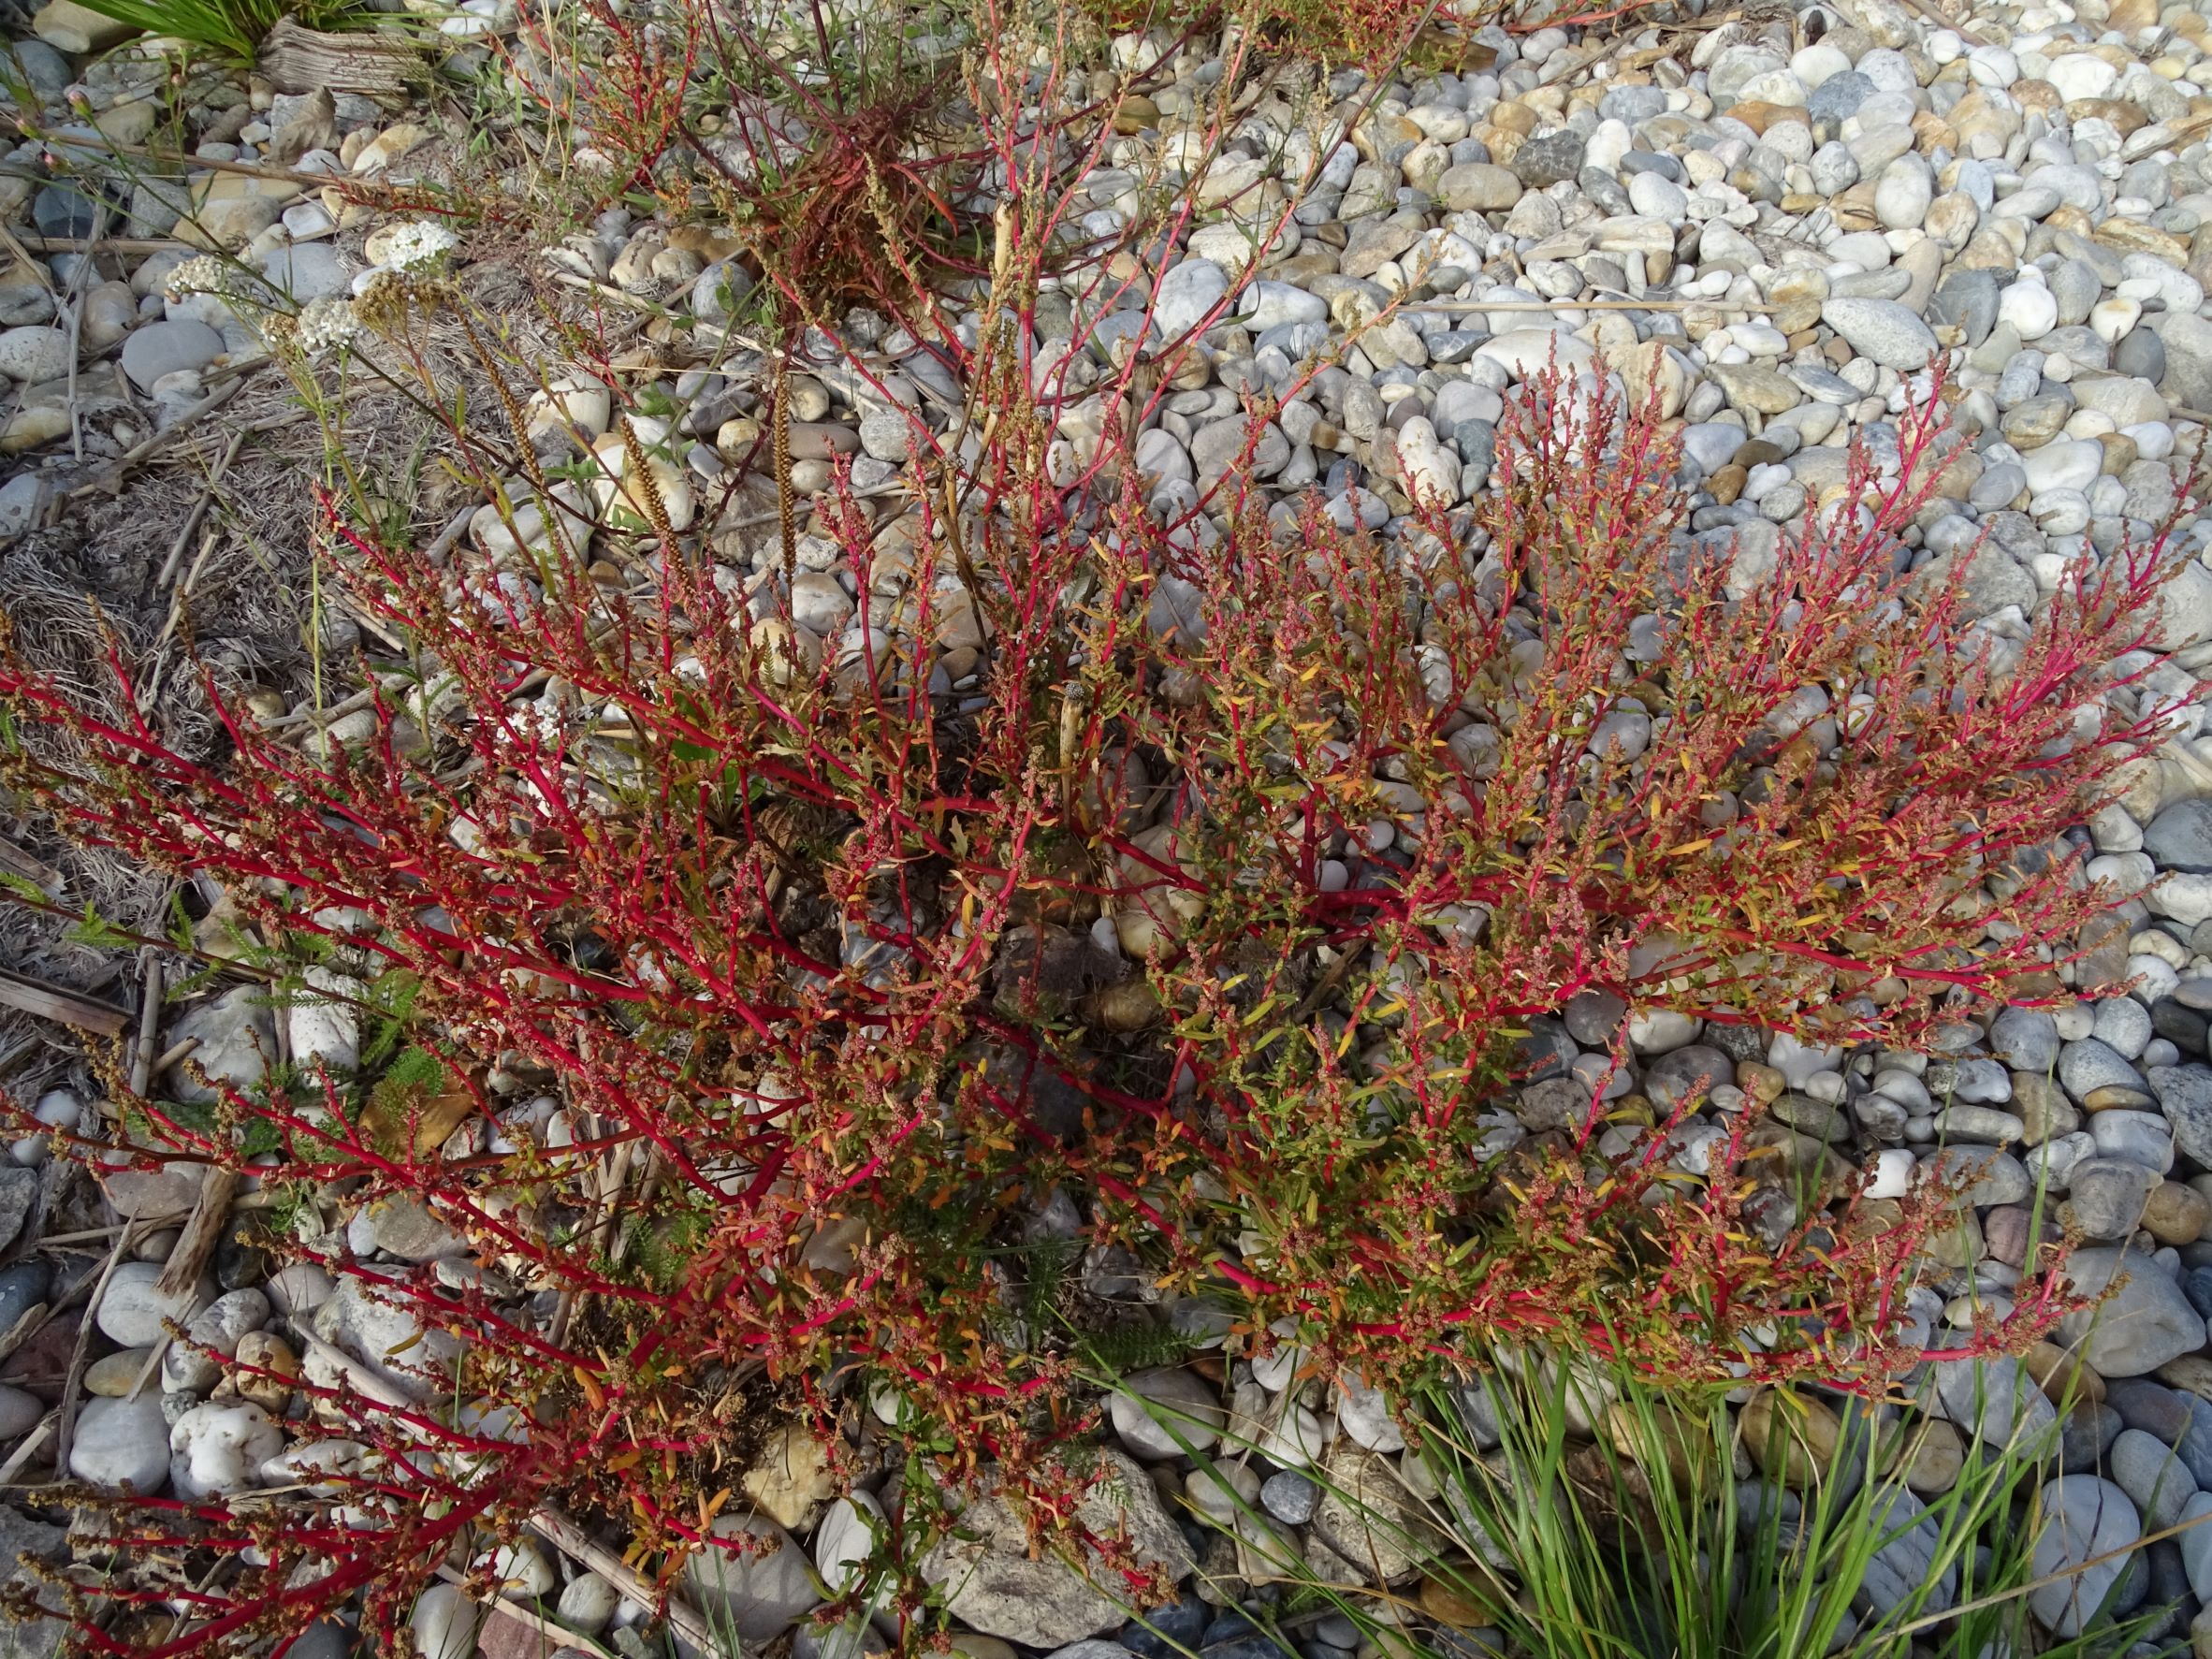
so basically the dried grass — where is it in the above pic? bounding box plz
[0,248,639,1014]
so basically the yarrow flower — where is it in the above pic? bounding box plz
[295,296,365,358]
[163,255,235,299]
[353,267,454,335]
[382,220,459,273]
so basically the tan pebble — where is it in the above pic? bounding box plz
[1087,980,1160,1031]
[1834,1192,1905,1242]
[1111,95,1158,134]
[2066,97,2146,135]
[714,415,763,461]
[1902,1418,1964,1495]
[1736,1061,1785,1102]
[84,1349,154,1397]
[1923,1210,1983,1269]
[0,407,70,454]
[1476,125,1524,162]
[1911,112,1957,152]
[649,247,704,284]
[2083,1083,2155,1111]
[738,1422,838,1529]
[2024,1340,2104,1405]
[665,226,743,262]
[1602,1398,1717,1487]
[1419,1575,1495,1629]
[230,1331,298,1409]
[1739,1389,1842,1490]
[1727,101,1806,137]
[2143,1180,2211,1245]
[352,122,432,176]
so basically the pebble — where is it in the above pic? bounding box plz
[0,326,67,381]
[228,1331,298,1410]
[1334,1372,1405,1452]
[2111,1427,2199,1530]
[1821,298,1938,371]
[0,1263,46,1340]
[684,1514,823,1641]
[95,1262,204,1349]
[813,1492,884,1597]
[1152,260,1227,340]
[739,1422,837,1529]
[411,1584,486,1659]
[2056,1249,2210,1377]
[0,1385,39,1439]
[0,1169,36,1254]
[257,243,348,303]
[69,1393,169,1492]
[1259,1470,1318,1525]
[2031,1477,2141,1637]
[1109,1368,1224,1459]
[265,1263,335,1317]
[557,1574,620,1634]
[118,318,225,391]
[169,1401,284,1498]
[161,1288,270,1394]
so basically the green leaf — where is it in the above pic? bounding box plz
[64,901,138,952]
[0,869,50,905]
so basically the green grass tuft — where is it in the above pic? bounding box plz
[67,0,388,61]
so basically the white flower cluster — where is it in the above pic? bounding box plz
[383,220,459,273]
[163,255,235,299]
[295,296,364,359]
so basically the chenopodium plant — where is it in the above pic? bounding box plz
[1109,370,2186,1379]
[0,124,2190,1659]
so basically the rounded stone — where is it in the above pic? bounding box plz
[410,1583,486,1659]
[1991,1007,2059,1072]
[68,1393,170,1493]
[685,1513,823,1642]
[2115,327,2165,383]
[813,1491,884,1596]
[2031,1476,2139,1637]
[168,1401,284,1499]
[557,1574,620,1633]
[1874,154,1932,229]
[1109,1368,1224,1459]
[161,1287,270,1393]
[2065,1158,2159,1239]
[0,1384,40,1438]
[2144,1181,2211,1245]
[256,243,349,303]
[1998,282,2058,341]
[2054,1248,2209,1377]
[1903,1419,1964,1494]
[1821,298,1938,371]
[1259,1469,1318,1524]
[1334,1372,1406,1452]
[2110,1427,2197,1531]
[0,327,69,383]
[119,319,225,392]
[95,1261,203,1348]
